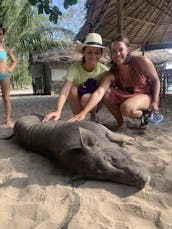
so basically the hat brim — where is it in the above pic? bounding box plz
[75,43,108,53]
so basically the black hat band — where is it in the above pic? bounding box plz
[85,42,103,46]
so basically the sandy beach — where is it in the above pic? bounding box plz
[0,90,172,229]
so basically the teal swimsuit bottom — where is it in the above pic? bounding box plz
[0,73,9,82]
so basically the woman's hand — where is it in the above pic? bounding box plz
[68,111,86,122]
[43,111,60,122]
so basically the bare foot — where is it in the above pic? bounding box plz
[6,121,15,128]
[0,121,14,128]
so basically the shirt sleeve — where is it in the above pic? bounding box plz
[65,64,77,82]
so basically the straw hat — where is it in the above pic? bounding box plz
[75,33,107,53]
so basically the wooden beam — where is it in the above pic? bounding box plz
[117,0,123,34]
[125,16,155,25]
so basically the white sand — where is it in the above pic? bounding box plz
[0,92,172,229]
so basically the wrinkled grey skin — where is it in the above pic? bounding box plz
[14,115,149,188]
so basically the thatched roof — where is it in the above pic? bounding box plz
[76,0,172,51]
[30,46,172,66]
[30,47,82,64]
[30,46,110,65]
[133,49,172,64]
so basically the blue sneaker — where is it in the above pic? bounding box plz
[147,112,164,123]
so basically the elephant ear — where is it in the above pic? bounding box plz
[79,127,98,153]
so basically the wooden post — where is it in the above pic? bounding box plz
[117,0,123,34]
[142,44,145,56]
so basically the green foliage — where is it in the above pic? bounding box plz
[49,6,62,24]
[28,0,77,24]
[64,0,77,9]
[10,58,32,89]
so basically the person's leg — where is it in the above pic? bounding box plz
[80,93,98,121]
[1,77,13,127]
[103,88,125,128]
[120,94,151,119]
[68,86,82,114]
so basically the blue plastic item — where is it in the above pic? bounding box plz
[147,112,164,123]
[140,109,164,128]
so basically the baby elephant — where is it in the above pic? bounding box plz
[14,115,149,189]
